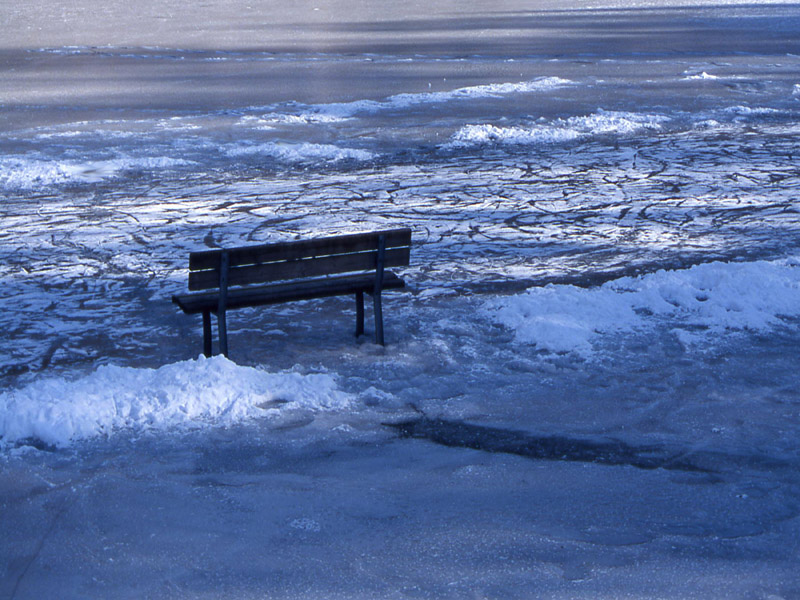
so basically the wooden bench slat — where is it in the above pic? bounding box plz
[189,227,412,271]
[174,272,405,314]
[188,246,410,291]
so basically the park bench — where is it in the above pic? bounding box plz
[172,228,412,357]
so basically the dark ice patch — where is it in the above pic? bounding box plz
[387,417,709,472]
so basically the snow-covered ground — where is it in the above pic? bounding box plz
[2,1,800,598]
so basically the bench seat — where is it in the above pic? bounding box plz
[173,271,405,314]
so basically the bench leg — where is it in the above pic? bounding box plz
[373,291,384,346]
[202,310,212,357]
[218,310,229,358]
[355,291,365,337]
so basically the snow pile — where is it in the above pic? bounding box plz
[723,106,782,117]
[0,356,351,448]
[449,110,669,147]
[224,142,376,163]
[484,259,800,356]
[0,156,191,189]
[240,113,350,126]
[683,71,719,80]
[448,122,583,146]
[384,77,575,108]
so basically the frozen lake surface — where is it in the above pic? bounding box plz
[2,1,800,598]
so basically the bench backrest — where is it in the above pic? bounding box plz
[187,228,412,291]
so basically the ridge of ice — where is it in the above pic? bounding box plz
[239,113,350,126]
[448,110,669,147]
[0,156,192,189]
[723,105,782,116]
[313,77,574,118]
[684,71,719,80]
[224,142,377,163]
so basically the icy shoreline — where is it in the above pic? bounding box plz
[3,256,799,450]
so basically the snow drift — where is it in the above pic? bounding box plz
[484,258,800,357]
[0,356,351,447]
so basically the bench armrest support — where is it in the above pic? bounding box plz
[217,251,230,357]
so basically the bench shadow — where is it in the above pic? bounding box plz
[386,417,711,472]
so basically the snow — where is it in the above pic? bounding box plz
[312,77,574,118]
[0,357,350,447]
[0,156,192,189]
[237,80,573,128]
[449,110,670,147]
[223,141,377,163]
[3,256,797,447]
[240,113,350,126]
[684,71,719,80]
[485,257,800,356]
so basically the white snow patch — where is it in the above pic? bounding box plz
[448,110,669,147]
[0,156,192,189]
[0,356,351,448]
[240,113,350,126]
[484,258,800,357]
[723,105,782,116]
[684,71,719,80]
[224,142,376,163]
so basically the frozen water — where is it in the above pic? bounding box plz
[2,0,800,598]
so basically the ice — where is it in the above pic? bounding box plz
[313,77,574,118]
[2,0,800,597]
[10,259,800,447]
